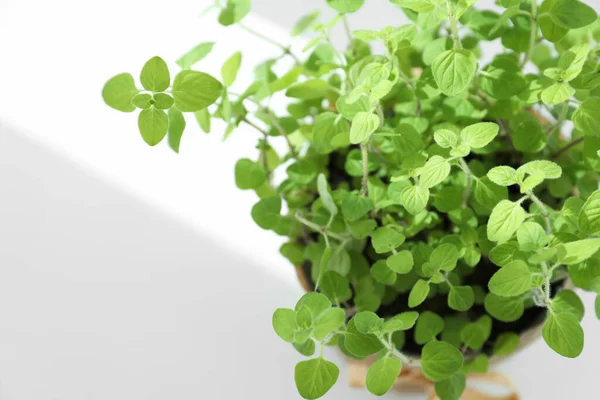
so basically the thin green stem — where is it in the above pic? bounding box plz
[541,262,552,307]
[263,108,299,159]
[342,16,353,45]
[295,213,348,242]
[239,23,300,64]
[458,158,477,207]
[360,141,369,196]
[529,192,552,235]
[378,337,419,365]
[446,0,461,49]
[521,0,538,68]
[552,136,584,158]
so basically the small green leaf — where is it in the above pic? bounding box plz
[140,56,170,92]
[420,156,451,188]
[415,311,444,344]
[460,122,499,149]
[421,341,464,382]
[167,108,186,153]
[353,311,384,335]
[516,222,548,251]
[296,292,332,316]
[487,166,518,186]
[433,129,459,149]
[434,372,466,400]
[493,333,520,356]
[518,160,562,179]
[484,293,524,322]
[218,0,251,26]
[295,358,339,400]
[138,107,168,146]
[221,52,242,87]
[273,308,298,342]
[172,70,223,112]
[286,79,334,99]
[294,340,316,356]
[542,312,584,358]
[595,295,600,320]
[131,93,153,109]
[390,0,442,13]
[382,311,419,333]
[573,98,600,137]
[341,194,374,221]
[344,319,385,357]
[432,49,478,97]
[176,42,215,69]
[488,260,532,297]
[371,260,397,285]
[541,82,575,105]
[552,289,584,321]
[401,185,430,215]
[556,238,600,265]
[431,244,459,272]
[317,174,338,219]
[460,315,492,350]
[579,190,600,235]
[153,93,174,110]
[327,0,365,13]
[387,250,414,274]
[292,11,320,36]
[251,196,281,230]
[235,158,267,190]
[366,357,402,396]
[487,200,526,243]
[545,0,597,29]
[448,286,474,312]
[371,227,406,254]
[409,279,431,308]
[320,272,352,304]
[313,308,346,340]
[195,108,211,133]
[102,73,139,112]
[350,112,379,144]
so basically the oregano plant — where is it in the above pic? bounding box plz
[103,0,600,398]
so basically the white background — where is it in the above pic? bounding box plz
[0,0,599,399]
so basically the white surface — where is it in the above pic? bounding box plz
[0,0,599,399]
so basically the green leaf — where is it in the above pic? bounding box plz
[420,156,451,188]
[138,107,168,146]
[235,158,267,190]
[132,93,153,109]
[167,108,186,153]
[485,293,524,322]
[349,219,377,239]
[488,260,532,297]
[294,340,316,357]
[327,0,365,13]
[140,56,170,92]
[286,79,334,100]
[341,194,374,221]
[435,372,466,400]
[382,311,419,333]
[552,289,584,321]
[350,112,379,144]
[541,82,575,105]
[517,160,562,179]
[353,311,384,335]
[545,0,597,29]
[273,308,298,342]
[415,311,444,344]
[292,11,320,36]
[320,272,352,304]
[431,244,459,272]
[195,108,211,133]
[314,308,346,340]
[487,166,518,186]
[102,73,139,112]
[218,0,251,26]
[595,295,600,320]
[556,238,600,265]
[493,333,520,356]
[366,357,402,396]
[448,286,474,312]
[487,200,526,243]
[409,279,431,308]
[251,196,281,230]
[421,341,464,382]
[432,49,478,97]
[401,185,430,215]
[573,98,600,136]
[296,292,332,316]
[371,260,397,285]
[153,93,174,110]
[172,70,223,112]
[516,222,547,251]
[580,190,600,235]
[460,316,492,350]
[295,358,339,400]
[462,354,489,374]
[474,177,508,211]
[344,319,385,357]
[433,129,459,149]
[221,52,242,87]
[390,0,444,13]
[542,312,584,358]
[312,112,350,154]
[460,122,499,149]
[559,43,590,81]
[176,42,215,69]
[371,227,406,254]
[387,250,414,274]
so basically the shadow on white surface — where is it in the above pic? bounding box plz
[0,124,421,399]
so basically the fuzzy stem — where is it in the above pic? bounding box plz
[529,192,552,235]
[295,213,348,242]
[458,158,476,207]
[446,0,462,49]
[360,141,369,196]
[263,108,299,159]
[521,0,538,68]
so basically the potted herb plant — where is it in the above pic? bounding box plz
[102,0,600,398]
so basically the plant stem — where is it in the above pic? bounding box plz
[541,262,552,307]
[529,192,552,234]
[446,0,461,49]
[239,23,300,64]
[263,108,299,159]
[458,158,476,207]
[552,136,584,158]
[360,141,369,196]
[295,213,348,242]
[521,0,538,68]
[342,16,353,45]
[378,337,419,365]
